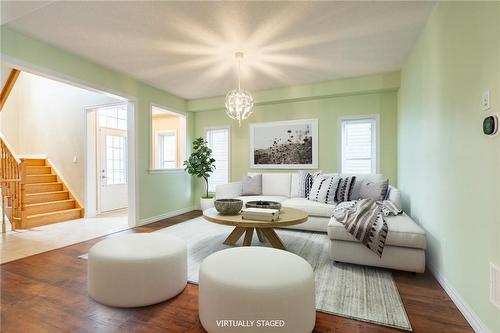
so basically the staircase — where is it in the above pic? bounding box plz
[1,140,84,232]
[21,158,83,228]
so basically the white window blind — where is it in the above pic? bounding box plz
[341,118,377,174]
[206,128,229,193]
[157,132,177,169]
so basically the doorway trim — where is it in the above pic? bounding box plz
[3,55,139,227]
[84,102,130,217]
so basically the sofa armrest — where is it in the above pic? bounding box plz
[216,181,242,199]
[388,186,402,210]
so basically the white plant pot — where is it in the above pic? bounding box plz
[200,197,215,211]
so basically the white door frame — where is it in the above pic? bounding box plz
[3,55,139,228]
[85,108,98,217]
[84,101,136,225]
[85,102,130,216]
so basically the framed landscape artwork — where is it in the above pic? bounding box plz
[249,119,318,169]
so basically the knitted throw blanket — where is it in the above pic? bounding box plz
[332,199,402,257]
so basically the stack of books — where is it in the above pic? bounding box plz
[241,208,280,222]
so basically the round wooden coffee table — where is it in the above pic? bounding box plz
[203,207,308,250]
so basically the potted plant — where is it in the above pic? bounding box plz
[184,137,216,211]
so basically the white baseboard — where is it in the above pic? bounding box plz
[430,267,492,333]
[138,206,197,226]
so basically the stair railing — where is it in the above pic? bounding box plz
[0,138,23,233]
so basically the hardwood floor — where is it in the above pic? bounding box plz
[1,211,473,333]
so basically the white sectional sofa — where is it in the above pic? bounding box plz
[216,172,427,273]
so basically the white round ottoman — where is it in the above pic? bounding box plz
[88,233,187,307]
[199,247,316,333]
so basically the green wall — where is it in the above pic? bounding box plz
[398,2,500,332]
[0,28,195,222]
[191,72,399,198]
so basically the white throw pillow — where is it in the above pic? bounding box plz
[291,171,307,198]
[241,174,262,196]
[261,173,291,197]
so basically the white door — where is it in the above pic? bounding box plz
[99,127,128,213]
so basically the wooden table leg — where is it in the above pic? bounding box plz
[223,227,246,246]
[243,228,254,246]
[256,228,265,243]
[261,228,286,250]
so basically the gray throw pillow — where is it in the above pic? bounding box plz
[359,179,389,201]
[241,174,262,195]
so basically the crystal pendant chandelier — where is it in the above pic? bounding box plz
[225,52,254,126]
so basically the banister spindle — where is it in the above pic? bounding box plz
[0,138,22,232]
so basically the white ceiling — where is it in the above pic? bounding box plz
[0,1,54,25]
[1,1,435,99]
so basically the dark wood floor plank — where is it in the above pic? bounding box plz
[1,210,473,333]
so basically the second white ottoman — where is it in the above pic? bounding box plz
[88,233,187,307]
[199,247,316,333]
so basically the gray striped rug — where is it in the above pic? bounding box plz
[155,217,412,331]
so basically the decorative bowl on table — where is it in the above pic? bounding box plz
[245,200,282,211]
[214,199,243,215]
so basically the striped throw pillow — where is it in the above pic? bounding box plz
[304,171,322,198]
[334,176,357,203]
[307,175,340,204]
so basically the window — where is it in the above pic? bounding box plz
[98,104,127,130]
[340,117,377,174]
[206,127,230,193]
[150,105,186,170]
[157,131,177,169]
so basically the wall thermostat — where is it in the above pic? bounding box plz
[483,115,498,136]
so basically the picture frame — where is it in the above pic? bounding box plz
[249,119,318,169]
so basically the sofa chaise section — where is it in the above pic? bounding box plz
[328,213,427,273]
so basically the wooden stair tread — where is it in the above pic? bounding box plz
[25,182,63,186]
[25,182,64,194]
[25,198,76,216]
[24,191,70,204]
[27,208,82,219]
[26,174,57,184]
[26,190,69,197]
[23,208,83,228]
[25,199,75,208]
[22,159,46,166]
[26,166,52,174]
